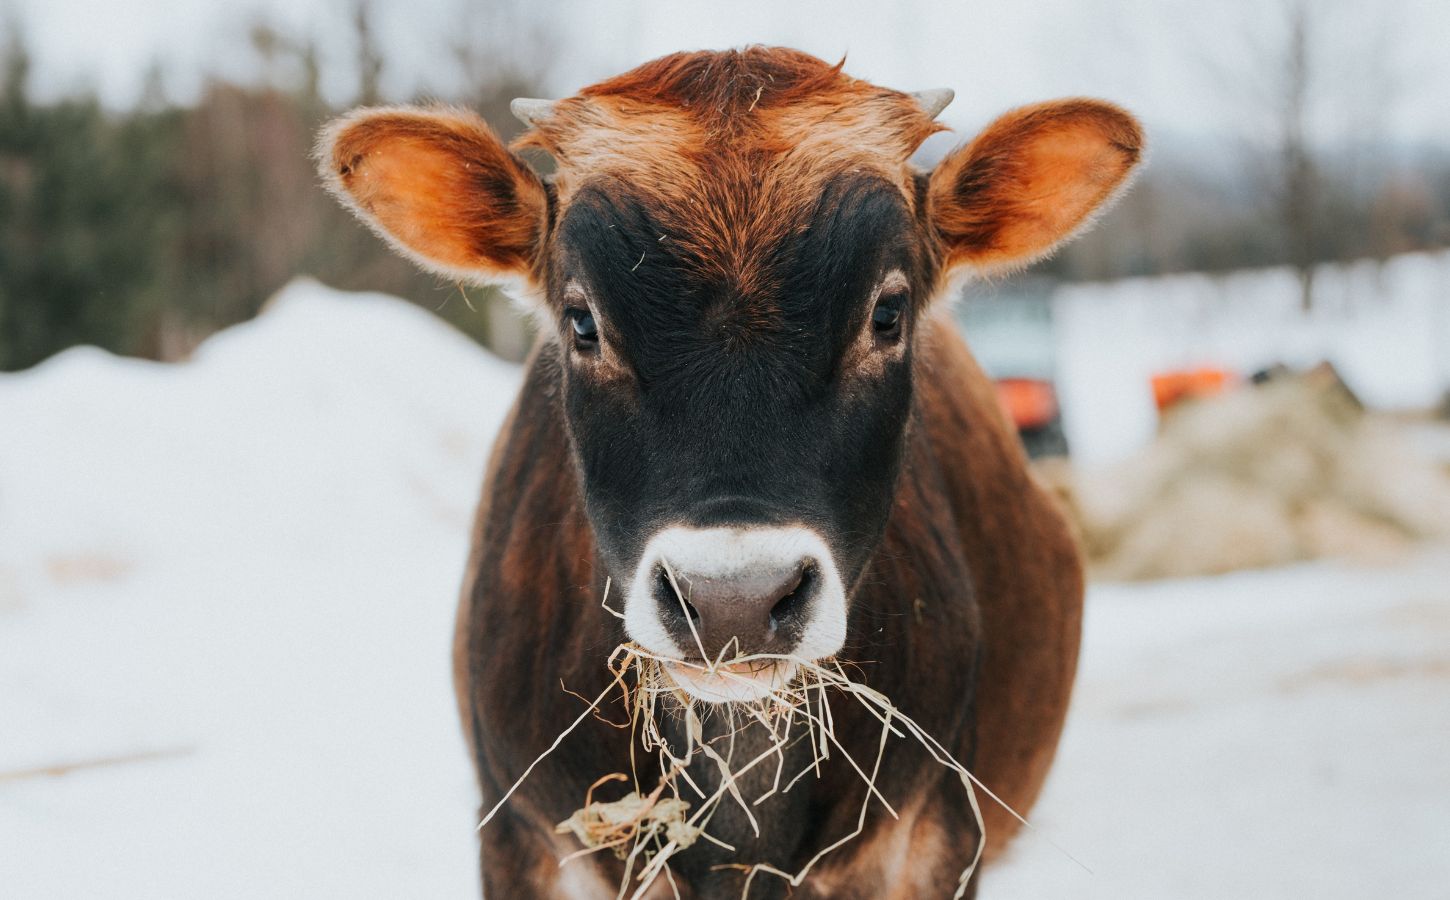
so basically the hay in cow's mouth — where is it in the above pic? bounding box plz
[475,634,1035,900]
[659,656,799,705]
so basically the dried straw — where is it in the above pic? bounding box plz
[478,635,1020,899]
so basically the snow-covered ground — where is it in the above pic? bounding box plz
[988,556,1450,899]
[0,282,516,898]
[3,281,1447,898]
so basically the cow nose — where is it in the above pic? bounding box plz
[653,559,818,661]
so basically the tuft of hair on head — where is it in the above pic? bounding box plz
[511,46,947,175]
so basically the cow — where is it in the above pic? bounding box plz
[319,46,1141,899]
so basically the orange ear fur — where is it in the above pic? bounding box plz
[317,106,548,284]
[928,99,1143,276]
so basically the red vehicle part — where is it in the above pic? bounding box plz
[1151,367,1234,412]
[995,377,1059,431]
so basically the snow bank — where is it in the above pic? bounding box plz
[1,278,518,571]
[1055,251,1450,464]
[0,280,519,898]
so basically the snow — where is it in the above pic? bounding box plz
[988,556,1450,899]
[1054,250,1450,465]
[0,280,517,898]
[4,279,1448,898]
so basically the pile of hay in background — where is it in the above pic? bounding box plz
[1043,364,1450,581]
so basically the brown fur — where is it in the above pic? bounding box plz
[318,45,1139,898]
[911,315,1085,858]
[515,49,942,301]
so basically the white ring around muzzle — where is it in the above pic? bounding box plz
[623,525,848,690]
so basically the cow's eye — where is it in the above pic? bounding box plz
[566,307,598,349]
[872,294,904,336]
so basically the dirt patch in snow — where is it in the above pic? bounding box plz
[1278,657,1450,692]
[44,553,135,587]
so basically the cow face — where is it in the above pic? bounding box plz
[320,48,1141,703]
[548,170,920,701]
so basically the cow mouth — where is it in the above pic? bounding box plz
[661,657,801,705]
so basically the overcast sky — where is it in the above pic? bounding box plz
[6,0,1449,149]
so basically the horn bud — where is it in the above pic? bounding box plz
[510,97,556,127]
[910,88,955,119]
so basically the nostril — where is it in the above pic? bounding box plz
[769,562,816,626]
[654,565,700,623]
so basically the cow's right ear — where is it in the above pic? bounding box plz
[317,106,548,285]
[926,99,1142,277]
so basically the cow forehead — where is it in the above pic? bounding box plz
[558,172,916,305]
[516,48,941,208]
[521,49,941,294]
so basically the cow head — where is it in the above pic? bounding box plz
[320,48,1141,703]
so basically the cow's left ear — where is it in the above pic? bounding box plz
[927,99,1143,276]
[318,106,548,285]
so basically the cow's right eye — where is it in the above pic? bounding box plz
[566,307,599,350]
[871,293,904,337]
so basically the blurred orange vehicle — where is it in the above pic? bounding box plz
[995,376,1060,432]
[956,279,1070,458]
[1151,367,1235,411]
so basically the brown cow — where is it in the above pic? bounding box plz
[319,47,1140,899]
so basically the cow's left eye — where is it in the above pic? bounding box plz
[566,307,599,349]
[872,294,904,335]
